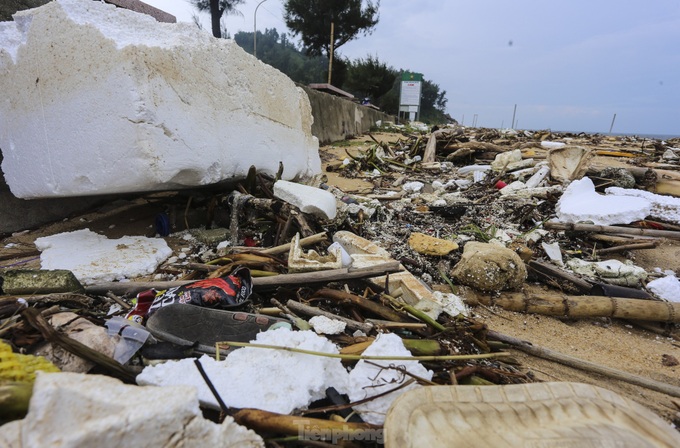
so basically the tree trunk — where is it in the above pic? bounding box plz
[210,0,221,38]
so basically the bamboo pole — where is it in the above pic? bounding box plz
[313,288,410,323]
[85,262,402,296]
[544,221,680,240]
[467,290,680,323]
[285,299,373,334]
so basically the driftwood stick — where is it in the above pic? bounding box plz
[467,290,680,323]
[544,221,680,240]
[528,260,592,293]
[21,307,137,383]
[596,242,658,254]
[589,234,652,244]
[285,300,373,334]
[0,293,93,308]
[259,232,328,255]
[313,288,411,323]
[85,262,403,296]
[488,330,680,398]
[423,133,437,163]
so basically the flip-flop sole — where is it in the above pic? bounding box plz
[146,304,287,355]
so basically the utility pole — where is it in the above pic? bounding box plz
[609,113,617,134]
[253,0,269,58]
[511,104,517,129]
[327,21,335,85]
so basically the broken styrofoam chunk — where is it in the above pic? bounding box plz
[647,274,680,302]
[309,316,347,334]
[137,328,349,414]
[555,177,651,225]
[348,333,433,425]
[458,164,491,175]
[541,242,564,266]
[525,164,551,188]
[430,291,469,318]
[0,0,319,198]
[328,242,352,267]
[35,229,172,285]
[605,186,680,225]
[402,181,425,193]
[547,146,594,183]
[491,149,523,171]
[541,141,566,149]
[0,372,264,447]
[567,259,647,287]
[473,170,486,183]
[273,180,337,220]
[288,233,342,272]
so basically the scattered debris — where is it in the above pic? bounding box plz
[3,107,680,445]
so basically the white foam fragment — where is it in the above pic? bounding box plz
[647,275,680,302]
[34,229,171,285]
[567,258,647,287]
[458,165,491,175]
[0,0,319,198]
[0,372,264,447]
[556,177,651,225]
[309,316,347,334]
[402,181,424,192]
[430,291,469,317]
[491,149,522,171]
[347,333,432,425]
[605,186,680,225]
[273,180,337,220]
[137,328,349,414]
[541,141,566,149]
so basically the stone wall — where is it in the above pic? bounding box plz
[301,86,395,144]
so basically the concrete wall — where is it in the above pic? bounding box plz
[301,85,396,145]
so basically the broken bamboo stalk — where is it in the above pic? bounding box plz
[21,307,137,383]
[466,290,680,322]
[488,330,680,399]
[313,288,411,323]
[544,221,680,240]
[589,234,652,245]
[84,262,402,296]
[259,231,328,255]
[285,299,373,334]
[527,260,592,293]
[233,408,380,439]
[596,242,658,254]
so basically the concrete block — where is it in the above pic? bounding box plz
[0,0,320,199]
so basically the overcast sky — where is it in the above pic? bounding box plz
[142,0,680,136]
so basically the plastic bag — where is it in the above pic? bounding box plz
[125,266,253,324]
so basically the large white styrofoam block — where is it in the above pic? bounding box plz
[555,177,651,225]
[0,372,264,447]
[273,180,337,219]
[0,0,320,199]
[605,186,680,225]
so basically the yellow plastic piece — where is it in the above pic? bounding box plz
[0,341,60,383]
